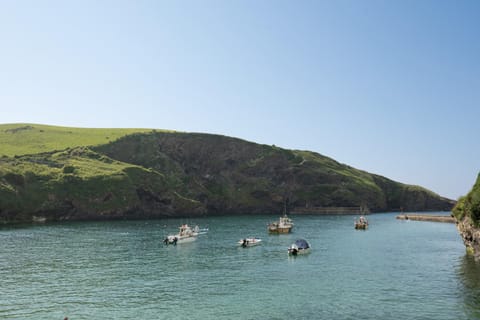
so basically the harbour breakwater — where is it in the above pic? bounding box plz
[291,206,368,215]
[396,214,455,223]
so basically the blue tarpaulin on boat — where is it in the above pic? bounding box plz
[294,239,310,249]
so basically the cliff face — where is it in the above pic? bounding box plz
[453,173,480,258]
[0,131,455,223]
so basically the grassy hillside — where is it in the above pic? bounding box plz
[0,123,157,156]
[0,146,202,222]
[0,124,455,223]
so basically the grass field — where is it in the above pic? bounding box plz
[0,123,167,156]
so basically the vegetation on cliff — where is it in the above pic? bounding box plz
[0,124,454,223]
[453,173,480,257]
[453,173,480,225]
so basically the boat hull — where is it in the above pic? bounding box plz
[268,227,292,234]
[355,223,368,230]
[165,234,197,245]
[288,248,310,256]
[175,236,197,244]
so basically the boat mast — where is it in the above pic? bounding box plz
[283,197,289,216]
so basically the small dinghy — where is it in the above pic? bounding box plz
[238,237,262,247]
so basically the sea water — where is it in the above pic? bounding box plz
[1,213,479,320]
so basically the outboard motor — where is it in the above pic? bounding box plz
[289,244,299,256]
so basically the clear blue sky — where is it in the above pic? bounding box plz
[1,0,479,200]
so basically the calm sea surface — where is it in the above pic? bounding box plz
[1,212,480,320]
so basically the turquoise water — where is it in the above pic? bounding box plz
[1,213,480,319]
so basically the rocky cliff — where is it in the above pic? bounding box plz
[0,128,455,223]
[453,173,480,258]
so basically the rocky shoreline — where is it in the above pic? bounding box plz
[455,215,480,259]
[452,173,480,259]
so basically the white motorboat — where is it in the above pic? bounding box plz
[238,237,262,247]
[288,239,311,255]
[164,224,198,245]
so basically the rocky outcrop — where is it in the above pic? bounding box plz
[456,215,480,258]
[453,173,480,258]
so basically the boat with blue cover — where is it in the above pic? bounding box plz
[288,239,311,255]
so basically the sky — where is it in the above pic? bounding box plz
[0,0,479,200]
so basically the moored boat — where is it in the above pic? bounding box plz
[164,224,198,245]
[268,201,294,234]
[238,237,262,247]
[354,216,368,230]
[268,214,294,234]
[288,239,311,255]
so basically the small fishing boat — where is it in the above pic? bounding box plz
[238,237,262,247]
[268,201,294,234]
[164,224,198,245]
[288,239,311,256]
[354,216,369,230]
[268,214,294,234]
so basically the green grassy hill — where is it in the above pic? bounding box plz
[0,123,455,223]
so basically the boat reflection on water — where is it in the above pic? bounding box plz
[457,255,480,319]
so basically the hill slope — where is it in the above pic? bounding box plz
[0,124,454,223]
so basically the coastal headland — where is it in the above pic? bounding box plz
[0,123,455,224]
